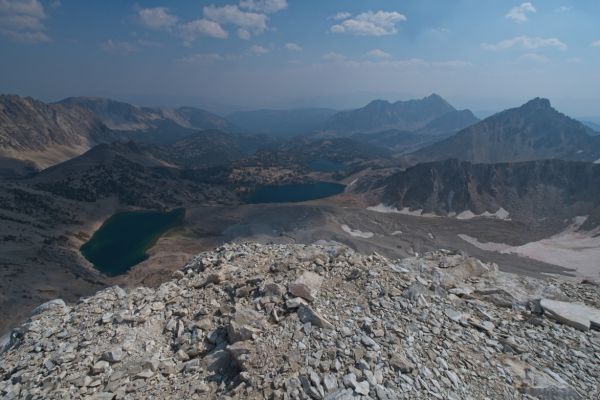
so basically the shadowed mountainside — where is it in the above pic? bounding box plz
[27,142,238,208]
[358,158,600,227]
[411,98,600,163]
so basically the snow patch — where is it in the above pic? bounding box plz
[341,224,374,239]
[367,204,402,214]
[367,204,438,218]
[458,216,600,280]
[456,210,476,220]
[594,159,600,164]
[457,208,510,220]
[391,230,403,236]
[368,204,509,220]
[458,234,511,252]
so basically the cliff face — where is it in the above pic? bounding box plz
[359,159,600,225]
[1,242,599,399]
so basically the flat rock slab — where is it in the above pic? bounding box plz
[289,271,323,302]
[541,299,600,331]
[297,305,334,329]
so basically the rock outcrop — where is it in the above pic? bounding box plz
[1,242,599,399]
[358,158,600,226]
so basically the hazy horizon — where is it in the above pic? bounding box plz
[1,0,600,116]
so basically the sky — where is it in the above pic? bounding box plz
[1,0,600,116]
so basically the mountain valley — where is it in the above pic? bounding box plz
[4,4,600,398]
[1,93,600,352]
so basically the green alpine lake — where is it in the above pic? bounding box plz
[80,208,185,277]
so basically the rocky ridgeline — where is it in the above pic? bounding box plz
[1,242,599,400]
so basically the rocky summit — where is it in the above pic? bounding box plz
[1,242,599,400]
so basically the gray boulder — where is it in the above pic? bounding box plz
[541,299,600,331]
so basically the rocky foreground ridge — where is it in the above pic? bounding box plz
[1,242,599,399]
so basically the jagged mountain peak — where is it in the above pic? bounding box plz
[317,94,461,134]
[520,97,552,111]
[420,93,451,106]
[364,99,391,108]
[411,97,600,163]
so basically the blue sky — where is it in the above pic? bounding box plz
[1,0,600,116]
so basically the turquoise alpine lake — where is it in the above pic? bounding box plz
[246,182,345,204]
[80,208,185,276]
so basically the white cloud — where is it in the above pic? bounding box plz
[591,40,600,47]
[331,12,351,21]
[249,44,269,54]
[239,0,287,14]
[181,53,225,64]
[101,40,138,55]
[430,60,472,68]
[285,42,302,52]
[181,52,246,65]
[179,19,228,43]
[566,57,582,64]
[203,5,267,37]
[0,0,50,43]
[330,11,407,36]
[518,53,549,63]
[137,7,178,30]
[321,52,347,62]
[136,1,288,44]
[555,6,572,13]
[506,2,536,23]
[482,36,567,51]
[366,49,391,58]
[319,56,471,69]
[238,28,251,40]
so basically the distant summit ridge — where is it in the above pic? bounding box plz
[317,93,474,135]
[521,97,552,110]
[411,97,600,163]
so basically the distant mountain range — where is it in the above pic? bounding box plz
[315,94,478,135]
[0,93,477,174]
[410,98,600,163]
[59,97,238,142]
[3,93,600,179]
[0,95,117,171]
[360,158,600,227]
[0,95,240,172]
